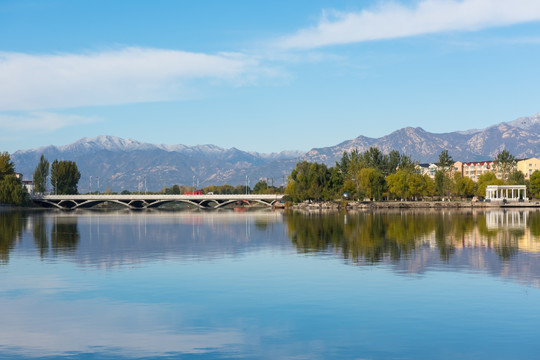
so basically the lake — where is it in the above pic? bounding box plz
[1,208,540,359]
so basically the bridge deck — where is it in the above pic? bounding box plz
[31,194,285,210]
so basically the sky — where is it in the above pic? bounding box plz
[1,0,540,154]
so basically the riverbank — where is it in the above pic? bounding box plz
[291,200,540,210]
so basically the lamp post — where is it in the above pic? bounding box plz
[97,177,100,194]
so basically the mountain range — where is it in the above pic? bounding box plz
[11,113,540,192]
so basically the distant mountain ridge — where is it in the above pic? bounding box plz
[10,113,540,192]
[303,113,540,164]
[12,136,302,192]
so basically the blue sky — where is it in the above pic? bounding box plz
[1,0,540,154]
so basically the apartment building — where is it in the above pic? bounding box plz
[516,157,540,180]
[459,160,496,182]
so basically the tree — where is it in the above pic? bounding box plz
[454,173,475,199]
[33,154,49,193]
[384,150,401,176]
[508,170,525,185]
[0,152,28,205]
[434,169,452,198]
[0,152,15,180]
[530,171,540,199]
[253,180,268,194]
[476,172,504,197]
[286,161,332,202]
[408,173,432,200]
[437,150,454,174]
[50,160,81,195]
[386,170,410,200]
[494,150,516,182]
[0,175,28,205]
[357,168,385,200]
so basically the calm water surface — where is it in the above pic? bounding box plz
[1,208,540,359]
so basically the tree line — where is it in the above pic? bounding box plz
[159,181,284,195]
[285,148,538,202]
[0,152,81,206]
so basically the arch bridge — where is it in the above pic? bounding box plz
[31,194,284,210]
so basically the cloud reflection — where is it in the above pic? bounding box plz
[0,297,243,358]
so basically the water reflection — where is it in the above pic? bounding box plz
[1,209,540,267]
[0,211,27,264]
[1,209,540,359]
[284,209,540,263]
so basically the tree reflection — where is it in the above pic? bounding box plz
[284,210,528,264]
[285,211,438,264]
[33,215,49,258]
[51,217,79,254]
[0,211,28,264]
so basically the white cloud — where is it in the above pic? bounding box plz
[0,47,260,111]
[0,111,99,131]
[277,0,540,49]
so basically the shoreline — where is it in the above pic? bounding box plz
[290,200,540,210]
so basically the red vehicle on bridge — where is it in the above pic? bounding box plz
[184,190,204,195]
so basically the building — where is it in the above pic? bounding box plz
[459,160,497,182]
[22,180,34,194]
[516,157,540,180]
[485,185,527,202]
[417,163,439,179]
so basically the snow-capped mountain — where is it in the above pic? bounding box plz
[11,136,301,191]
[10,113,540,192]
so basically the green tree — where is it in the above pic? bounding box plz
[50,160,81,195]
[494,149,516,182]
[507,170,525,185]
[434,169,452,198]
[386,170,410,200]
[384,150,402,176]
[357,168,385,200]
[33,154,49,193]
[476,172,504,197]
[0,152,28,206]
[530,171,540,199]
[253,180,269,194]
[454,173,475,199]
[437,150,454,174]
[286,161,332,202]
[0,152,15,180]
[0,175,29,205]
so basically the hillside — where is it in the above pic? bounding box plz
[11,113,540,192]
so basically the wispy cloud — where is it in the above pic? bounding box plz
[276,0,540,49]
[0,47,261,111]
[0,112,99,131]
